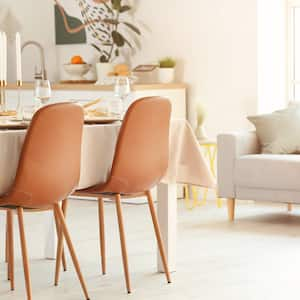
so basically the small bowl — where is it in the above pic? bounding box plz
[63,64,91,81]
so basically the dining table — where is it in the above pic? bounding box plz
[0,118,215,272]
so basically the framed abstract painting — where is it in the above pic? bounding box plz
[54,0,110,45]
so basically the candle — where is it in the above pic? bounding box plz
[16,32,22,83]
[2,32,7,83]
[0,32,3,81]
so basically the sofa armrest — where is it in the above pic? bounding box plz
[217,131,260,198]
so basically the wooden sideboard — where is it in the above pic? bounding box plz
[6,82,187,119]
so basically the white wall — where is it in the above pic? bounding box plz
[1,0,58,82]
[2,0,261,137]
[257,0,287,113]
[133,0,258,135]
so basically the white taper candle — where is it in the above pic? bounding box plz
[2,32,7,83]
[16,32,22,82]
[0,32,3,81]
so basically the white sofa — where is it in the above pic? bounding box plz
[217,132,299,220]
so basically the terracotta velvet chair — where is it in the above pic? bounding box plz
[0,103,90,300]
[57,97,172,294]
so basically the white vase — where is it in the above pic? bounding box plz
[158,68,175,84]
[195,125,208,141]
[95,62,114,85]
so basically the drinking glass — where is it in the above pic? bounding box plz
[114,77,131,117]
[114,76,131,101]
[22,105,35,121]
[35,80,52,106]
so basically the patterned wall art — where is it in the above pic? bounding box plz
[54,0,142,63]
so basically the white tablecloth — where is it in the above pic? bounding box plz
[0,119,214,195]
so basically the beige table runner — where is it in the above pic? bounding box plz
[0,119,215,195]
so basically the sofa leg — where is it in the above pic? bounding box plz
[288,203,293,212]
[227,198,235,221]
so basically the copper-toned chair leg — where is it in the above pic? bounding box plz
[6,212,10,281]
[5,213,8,263]
[7,210,15,290]
[54,203,90,300]
[98,197,106,275]
[61,199,68,271]
[115,194,131,293]
[145,191,171,284]
[54,210,64,286]
[17,207,32,300]
[54,199,68,283]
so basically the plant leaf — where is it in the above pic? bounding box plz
[119,5,131,13]
[100,55,109,63]
[123,37,133,49]
[103,18,119,25]
[91,43,101,53]
[122,22,141,35]
[111,0,121,10]
[102,42,113,46]
[112,30,125,47]
[103,2,114,15]
[102,50,110,57]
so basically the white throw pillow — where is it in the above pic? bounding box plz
[248,106,300,154]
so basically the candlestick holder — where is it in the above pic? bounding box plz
[16,80,23,119]
[0,80,7,113]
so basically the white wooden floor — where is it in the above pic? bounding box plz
[1,200,300,300]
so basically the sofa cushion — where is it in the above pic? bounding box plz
[247,106,300,154]
[235,154,300,191]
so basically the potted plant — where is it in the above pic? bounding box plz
[195,102,208,141]
[158,57,176,84]
[89,0,142,84]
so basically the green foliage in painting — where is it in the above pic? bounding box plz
[90,0,142,62]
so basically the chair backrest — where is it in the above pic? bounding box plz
[104,97,171,194]
[6,103,84,208]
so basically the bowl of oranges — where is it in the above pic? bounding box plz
[64,56,91,81]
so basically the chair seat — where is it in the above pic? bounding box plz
[73,190,146,199]
[235,154,300,191]
[0,204,51,211]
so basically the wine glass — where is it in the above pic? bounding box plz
[114,77,131,116]
[35,80,52,106]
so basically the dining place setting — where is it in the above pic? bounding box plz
[0,33,134,130]
[0,30,214,300]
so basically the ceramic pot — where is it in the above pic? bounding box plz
[63,64,91,81]
[158,68,175,83]
[96,62,114,85]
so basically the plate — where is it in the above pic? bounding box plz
[0,121,29,130]
[84,117,120,124]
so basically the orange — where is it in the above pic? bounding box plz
[114,64,129,74]
[71,56,85,64]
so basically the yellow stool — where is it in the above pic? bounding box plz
[184,140,222,209]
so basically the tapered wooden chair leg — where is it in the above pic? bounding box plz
[288,203,293,212]
[115,194,131,293]
[227,198,235,221]
[61,199,68,271]
[5,213,8,263]
[54,210,64,286]
[17,207,32,300]
[98,197,106,275]
[6,213,10,281]
[146,191,171,284]
[54,199,68,284]
[54,204,90,300]
[7,210,15,290]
